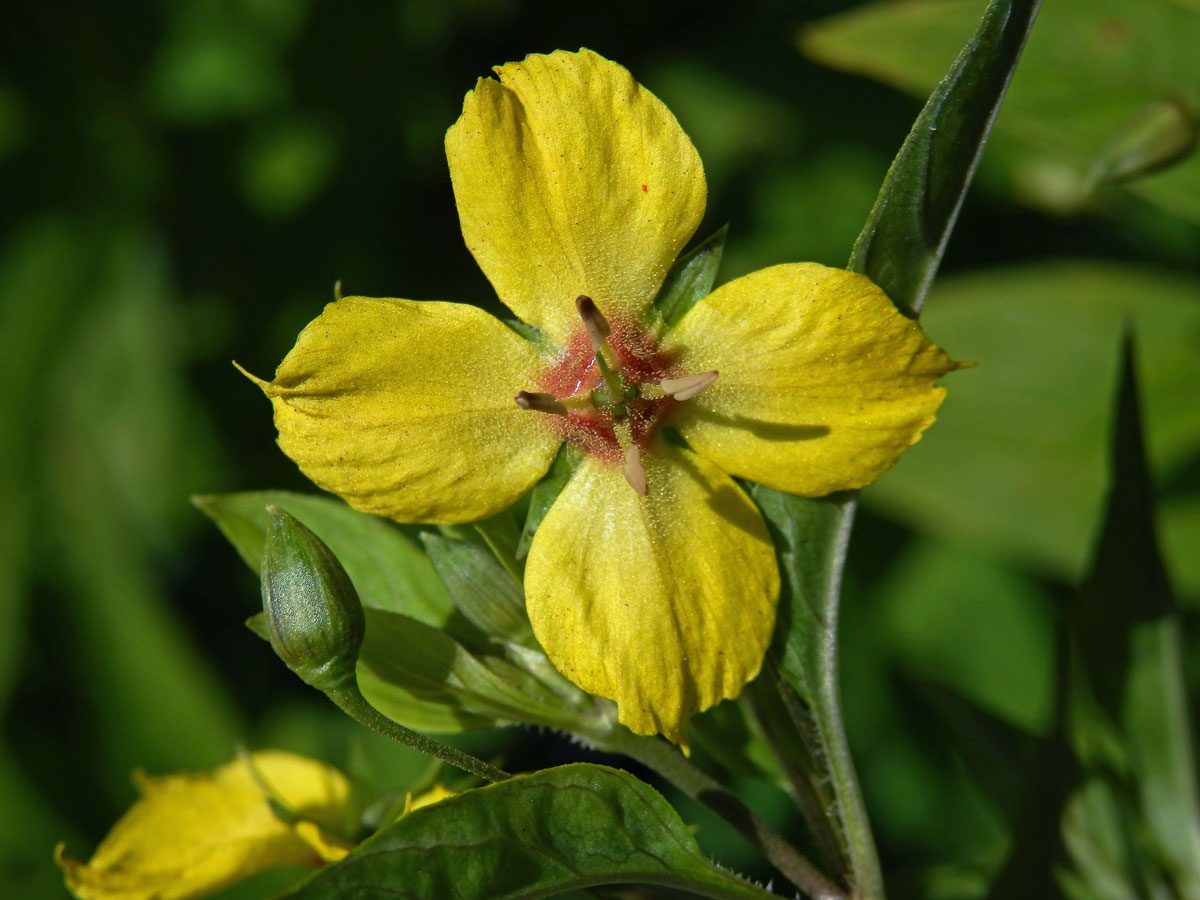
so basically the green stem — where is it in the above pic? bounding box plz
[808,500,883,900]
[326,681,510,784]
[748,680,846,878]
[601,729,848,900]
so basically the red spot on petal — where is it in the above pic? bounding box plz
[641,184,648,192]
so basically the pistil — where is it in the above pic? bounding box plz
[513,296,714,497]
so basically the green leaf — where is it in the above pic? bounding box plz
[421,533,535,648]
[754,0,1041,893]
[280,764,774,900]
[40,225,239,779]
[903,681,1036,827]
[652,224,727,328]
[193,490,453,626]
[1071,336,1200,896]
[516,444,578,560]
[470,511,525,583]
[844,0,1041,315]
[358,609,588,733]
[802,0,1200,224]
[992,336,1200,899]
[864,262,1200,593]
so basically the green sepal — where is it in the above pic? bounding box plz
[261,505,365,695]
[193,490,452,626]
[419,532,535,648]
[279,764,775,900]
[503,317,555,353]
[516,443,579,559]
[651,224,727,329]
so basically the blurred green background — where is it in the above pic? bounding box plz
[2,0,1197,897]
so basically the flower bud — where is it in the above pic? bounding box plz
[261,505,365,693]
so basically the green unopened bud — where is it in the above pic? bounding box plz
[261,505,365,693]
[1093,97,1199,183]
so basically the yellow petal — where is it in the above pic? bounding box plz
[254,297,561,524]
[57,751,351,900]
[664,263,959,496]
[524,445,778,744]
[446,49,706,343]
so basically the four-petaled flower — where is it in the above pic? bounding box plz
[247,49,957,744]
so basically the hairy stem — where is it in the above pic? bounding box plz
[601,728,848,900]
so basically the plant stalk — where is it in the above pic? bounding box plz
[602,728,848,900]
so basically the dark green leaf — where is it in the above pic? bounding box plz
[1070,336,1200,894]
[193,490,452,626]
[516,443,579,559]
[903,681,1035,826]
[652,224,727,328]
[755,0,1041,892]
[750,487,863,884]
[845,0,1041,315]
[281,764,773,900]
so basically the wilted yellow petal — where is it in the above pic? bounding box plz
[446,49,706,343]
[57,751,351,900]
[253,296,561,524]
[664,263,958,496]
[524,446,778,744]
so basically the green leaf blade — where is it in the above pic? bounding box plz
[846,0,1042,313]
[754,0,1043,894]
[652,224,728,328]
[281,764,771,900]
[1072,336,1200,896]
[193,490,452,626]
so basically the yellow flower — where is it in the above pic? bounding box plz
[247,49,956,744]
[56,751,353,900]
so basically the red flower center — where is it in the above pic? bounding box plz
[539,318,680,464]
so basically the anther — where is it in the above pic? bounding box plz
[623,442,648,496]
[575,295,611,353]
[660,370,718,401]
[514,391,568,417]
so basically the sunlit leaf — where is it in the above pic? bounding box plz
[280,764,773,900]
[865,262,1200,595]
[194,490,453,626]
[803,0,1200,222]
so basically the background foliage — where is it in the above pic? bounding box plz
[2,0,1197,897]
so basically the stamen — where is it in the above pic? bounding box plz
[514,391,568,417]
[622,442,648,496]
[575,295,611,353]
[660,370,718,401]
